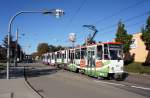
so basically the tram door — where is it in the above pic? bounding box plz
[87,46,96,76]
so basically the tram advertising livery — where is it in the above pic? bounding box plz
[42,42,124,80]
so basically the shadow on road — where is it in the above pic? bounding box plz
[116,72,129,81]
[24,66,59,78]
[0,66,25,79]
[0,63,59,79]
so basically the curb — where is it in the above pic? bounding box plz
[126,71,150,77]
[23,66,44,98]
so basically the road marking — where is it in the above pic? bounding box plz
[94,80,150,91]
[94,80,125,86]
[131,86,150,91]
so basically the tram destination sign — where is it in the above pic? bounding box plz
[109,44,122,50]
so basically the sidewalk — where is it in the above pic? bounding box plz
[0,66,41,98]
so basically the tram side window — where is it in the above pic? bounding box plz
[52,53,56,60]
[49,55,51,59]
[69,50,71,59]
[75,50,80,59]
[64,51,66,59]
[81,48,86,59]
[62,54,64,59]
[57,53,59,59]
[45,55,47,60]
[59,53,62,59]
[52,54,54,59]
[71,53,74,59]
[69,50,74,59]
[47,55,50,59]
[103,44,109,60]
[97,46,102,60]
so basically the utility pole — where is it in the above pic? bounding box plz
[14,29,18,67]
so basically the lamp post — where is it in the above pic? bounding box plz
[6,9,65,79]
[68,33,76,64]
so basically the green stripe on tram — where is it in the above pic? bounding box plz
[84,67,109,77]
[68,64,77,71]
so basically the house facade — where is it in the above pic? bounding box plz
[129,33,148,62]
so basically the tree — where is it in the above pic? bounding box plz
[3,35,13,48]
[115,21,133,64]
[115,21,132,53]
[3,36,21,58]
[31,52,39,61]
[37,43,50,56]
[1,35,15,62]
[49,45,65,52]
[141,16,150,65]
[55,45,65,51]
[49,45,56,52]
[1,35,23,62]
[0,45,7,62]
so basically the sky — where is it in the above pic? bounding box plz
[0,0,150,54]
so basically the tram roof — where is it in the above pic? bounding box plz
[42,42,122,54]
[98,42,122,45]
[69,42,122,49]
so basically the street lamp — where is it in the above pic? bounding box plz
[68,33,76,64]
[6,9,65,79]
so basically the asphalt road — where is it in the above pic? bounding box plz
[25,63,150,98]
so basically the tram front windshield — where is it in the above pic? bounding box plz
[104,44,123,60]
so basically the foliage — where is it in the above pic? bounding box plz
[49,45,65,52]
[55,45,65,51]
[3,35,13,48]
[0,63,6,70]
[0,45,7,62]
[141,16,150,65]
[0,35,23,62]
[141,16,150,50]
[36,43,65,56]
[37,43,50,56]
[115,21,132,53]
[125,62,150,74]
[49,45,56,52]
[2,35,16,58]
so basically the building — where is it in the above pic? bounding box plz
[130,33,148,62]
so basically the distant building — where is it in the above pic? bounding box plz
[130,33,148,62]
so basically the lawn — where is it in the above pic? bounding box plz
[124,62,150,74]
[0,63,6,70]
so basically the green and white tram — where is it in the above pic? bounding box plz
[42,42,124,80]
[66,42,123,79]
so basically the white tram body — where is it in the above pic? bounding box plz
[42,42,124,79]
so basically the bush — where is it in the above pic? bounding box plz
[0,60,7,63]
[0,64,6,70]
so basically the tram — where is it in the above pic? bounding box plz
[42,42,124,80]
